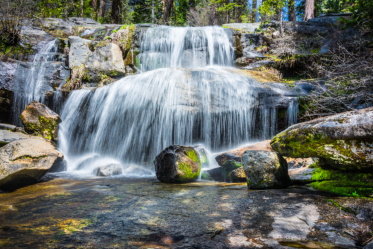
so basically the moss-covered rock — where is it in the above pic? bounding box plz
[154,145,201,183]
[242,150,291,189]
[20,101,61,141]
[270,107,373,171]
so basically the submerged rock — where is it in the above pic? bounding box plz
[242,150,291,189]
[0,130,63,191]
[271,107,373,171]
[20,101,61,141]
[96,164,122,177]
[154,145,201,183]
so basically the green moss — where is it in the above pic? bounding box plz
[177,161,200,183]
[311,48,321,54]
[311,168,373,182]
[310,180,373,198]
[0,141,8,147]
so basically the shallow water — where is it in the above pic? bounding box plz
[0,175,367,248]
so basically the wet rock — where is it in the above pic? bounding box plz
[154,145,201,183]
[96,164,122,177]
[20,101,61,141]
[271,107,373,171]
[242,150,291,189]
[0,130,63,191]
[229,167,246,182]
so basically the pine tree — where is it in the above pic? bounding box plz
[304,0,314,21]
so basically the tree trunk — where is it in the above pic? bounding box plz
[100,0,106,19]
[94,0,100,20]
[252,0,257,22]
[189,0,195,11]
[152,0,155,24]
[303,0,314,21]
[81,0,84,17]
[334,0,339,13]
[288,0,296,21]
[211,4,218,25]
[163,0,173,24]
[236,0,243,23]
[111,0,121,23]
[279,9,283,37]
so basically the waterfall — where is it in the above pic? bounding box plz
[58,26,298,175]
[138,26,233,72]
[287,97,299,126]
[12,39,65,126]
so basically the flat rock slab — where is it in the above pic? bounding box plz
[0,176,370,248]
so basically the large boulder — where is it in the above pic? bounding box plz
[270,107,373,171]
[0,130,63,191]
[242,150,291,189]
[154,145,202,183]
[20,101,61,141]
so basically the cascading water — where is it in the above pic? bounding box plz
[59,26,298,175]
[12,39,65,126]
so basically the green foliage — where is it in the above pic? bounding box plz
[37,0,93,18]
[341,0,373,29]
[259,0,286,23]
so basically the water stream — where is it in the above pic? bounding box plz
[58,26,298,175]
[12,39,65,126]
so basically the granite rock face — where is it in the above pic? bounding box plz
[271,107,373,171]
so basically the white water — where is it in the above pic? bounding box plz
[12,39,64,126]
[58,26,298,176]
